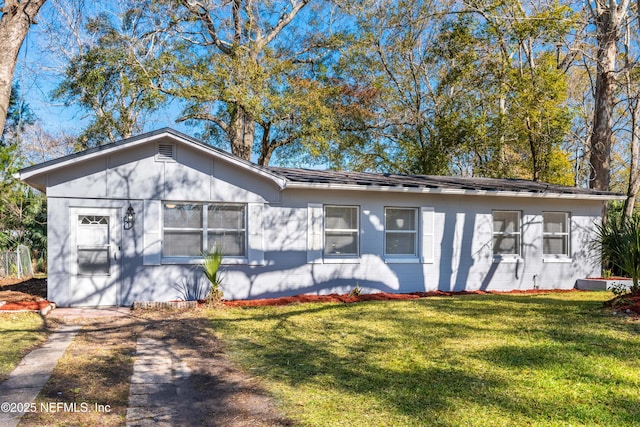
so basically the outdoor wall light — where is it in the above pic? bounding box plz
[123,205,136,230]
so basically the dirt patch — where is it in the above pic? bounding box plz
[0,277,48,308]
[604,293,640,316]
[140,312,292,426]
[222,289,582,307]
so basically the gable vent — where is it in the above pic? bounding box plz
[156,143,176,162]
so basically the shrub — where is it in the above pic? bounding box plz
[594,213,640,294]
[348,282,362,297]
[202,246,225,304]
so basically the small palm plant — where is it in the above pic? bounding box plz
[594,213,640,294]
[202,246,225,304]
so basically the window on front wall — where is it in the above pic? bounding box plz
[324,205,359,257]
[207,205,246,256]
[492,210,521,256]
[543,212,570,257]
[163,203,246,258]
[385,207,418,257]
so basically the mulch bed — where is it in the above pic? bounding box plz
[604,293,640,315]
[0,300,52,311]
[222,288,581,307]
[223,289,640,318]
[0,277,50,311]
[3,275,637,316]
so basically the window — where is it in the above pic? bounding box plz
[77,215,110,275]
[207,205,245,256]
[163,203,246,258]
[543,212,570,257]
[492,211,521,256]
[385,207,418,257]
[324,206,359,256]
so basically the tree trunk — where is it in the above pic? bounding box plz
[258,123,273,166]
[0,0,47,138]
[589,6,625,191]
[525,115,541,181]
[622,15,639,219]
[228,105,255,161]
[623,102,640,218]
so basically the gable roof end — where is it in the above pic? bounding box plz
[16,128,287,191]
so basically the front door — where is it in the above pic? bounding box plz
[69,208,120,306]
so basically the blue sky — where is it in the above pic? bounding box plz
[13,0,192,139]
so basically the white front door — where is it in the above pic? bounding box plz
[69,208,121,306]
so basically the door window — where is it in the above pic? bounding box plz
[77,215,110,275]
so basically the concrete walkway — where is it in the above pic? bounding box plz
[126,338,193,427]
[47,306,132,320]
[0,324,81,427]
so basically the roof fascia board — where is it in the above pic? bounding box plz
[169,135,287,188]
[18,133,163,180]
[17,130,287,189]
[282,181,623,201]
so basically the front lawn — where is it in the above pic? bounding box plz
[0,312,47,382]
[207,292,640,426]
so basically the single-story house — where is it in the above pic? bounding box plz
[17,128,622,307]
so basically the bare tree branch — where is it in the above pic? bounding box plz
[177,112,229,134]
[255,0,310,50]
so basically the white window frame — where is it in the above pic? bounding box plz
[76,215,111,276]
[492,210,522,259]
[206,204,247,256]
[384,207,419,260]
[323,205,360,259]
[162,202,247,263]
[542,211,571,261]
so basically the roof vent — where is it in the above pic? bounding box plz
[156,143,175,162]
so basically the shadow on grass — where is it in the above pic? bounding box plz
[20,313,292,427]
[209,294,640,426]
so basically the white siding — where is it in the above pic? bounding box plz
[421,207,434,263]
[143,200,161,266]
[307,203,323,263]
[40,138,604,306]
[247,202,265,265]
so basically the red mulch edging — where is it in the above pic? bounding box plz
[0,300,52,311]
[221,289,581,307]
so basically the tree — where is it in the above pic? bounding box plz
[53,5,168,148]
[0,87,46,268]
[0,0,47,138]
[618,10,640,218]
[150,0,347,165]
[330,0,477,174]
[2,82,34,144]
[334,0,577,181]
[586,0,632,191]
[622,86,640,217]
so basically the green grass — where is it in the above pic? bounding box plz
[0,312,47,381]
[206,292,640,426]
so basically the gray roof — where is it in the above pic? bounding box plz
[268,167,621,198]
[17,127,622,200]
